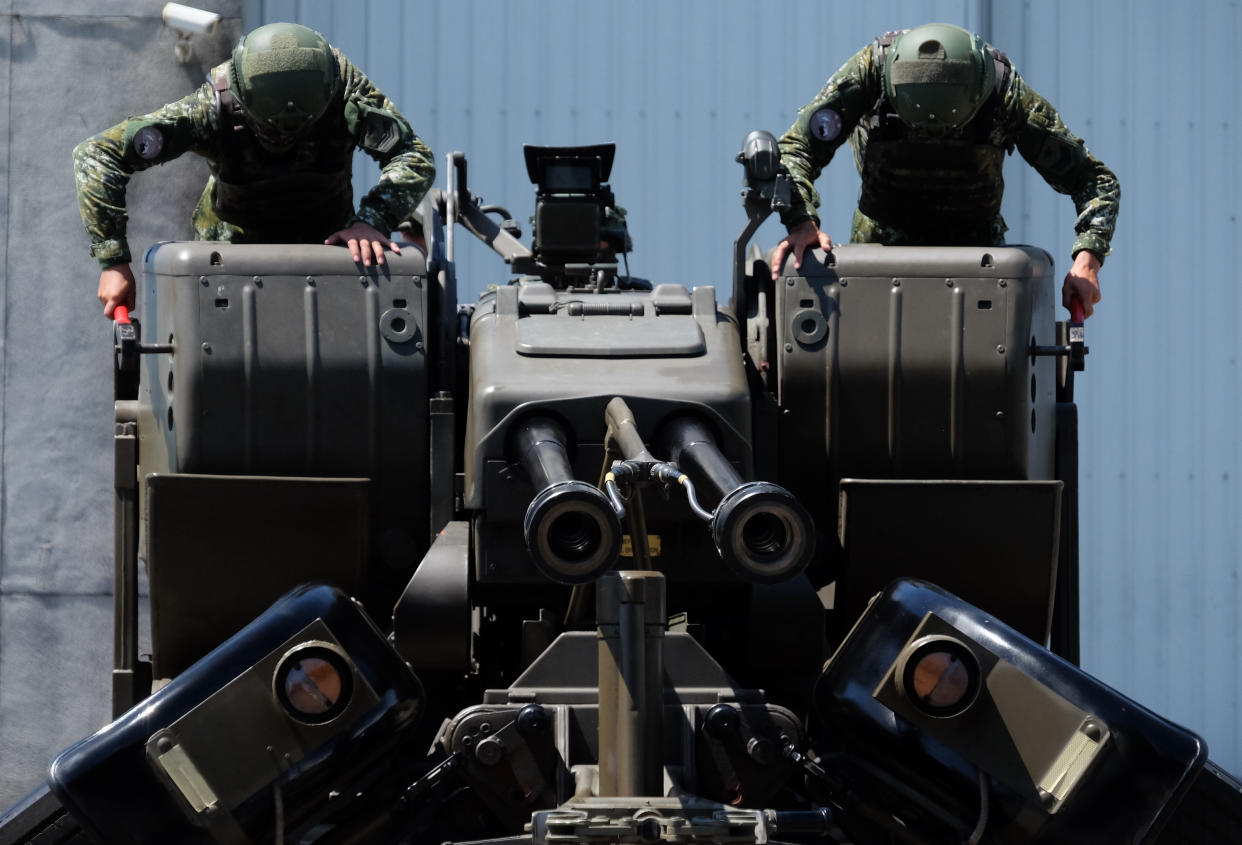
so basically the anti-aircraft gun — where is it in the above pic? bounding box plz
[3,137,1241,844]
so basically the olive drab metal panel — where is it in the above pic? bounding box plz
[464,282,754,585]
[775,244,1058,489]
[135,242,434,676]
[140,242,430,479]
[773,244,1063,638]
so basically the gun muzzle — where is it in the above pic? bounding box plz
[711,481,815,583]
[514,417,621,584]
[661,416,814,583]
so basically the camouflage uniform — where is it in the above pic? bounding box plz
[74,49,435,269]
[779,38,1119,261]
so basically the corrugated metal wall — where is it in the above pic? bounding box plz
[991,0,1242,771]
[247,0,1242,773]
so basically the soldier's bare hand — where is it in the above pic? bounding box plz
[326,221,402,268]
[1062,251,1102,319]
[771,220,833,281]
[99,264,136,319]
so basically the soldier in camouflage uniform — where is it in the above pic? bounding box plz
[772,23,1119,317]
[74,22,435,318]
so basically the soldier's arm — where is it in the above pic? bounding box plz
[1009,74,1120,265]
[338,53,436,237]
[72,85,217,271]
[777,43,877,230]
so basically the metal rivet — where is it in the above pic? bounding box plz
[199,276,209,286]
[996,345,1006,354]
[893,279,901,287]
[784,343,793,352]
[999,279,1007,287]
[786,278,795,286]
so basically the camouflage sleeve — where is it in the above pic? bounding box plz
[1006,72,1120,263]
[73,84,218,268]
[777,43,878,229]
[337,51,436,235]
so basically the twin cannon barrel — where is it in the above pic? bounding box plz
[513,398,815,586]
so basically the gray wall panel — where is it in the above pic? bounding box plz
[990,0,1242,768]
[0,13,9,611]
[0,595,113,805]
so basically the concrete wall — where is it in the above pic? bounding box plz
[0,0,241,807]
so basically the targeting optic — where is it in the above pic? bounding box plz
[524,143,618,264]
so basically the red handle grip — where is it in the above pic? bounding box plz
[1069,297,1085,323]
[114,305,131,325]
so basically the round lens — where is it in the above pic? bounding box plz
[900,637,980,718]
[284,656,343,715]
[274,643,354,724]
[911,650,971,709]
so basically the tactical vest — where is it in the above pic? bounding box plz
[856,32,1012,237]
[210,68,355,240]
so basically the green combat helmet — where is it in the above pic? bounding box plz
[230,22,339,151]
[883,23,995,135]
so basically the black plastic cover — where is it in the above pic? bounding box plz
[816,579,1207,844]
[48,584,423,844]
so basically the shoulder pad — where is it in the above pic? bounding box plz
[120,119,177,166]
[348,101,410,156]
[1032,132,1088,180]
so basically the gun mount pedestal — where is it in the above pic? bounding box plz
[596,572,665,797]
